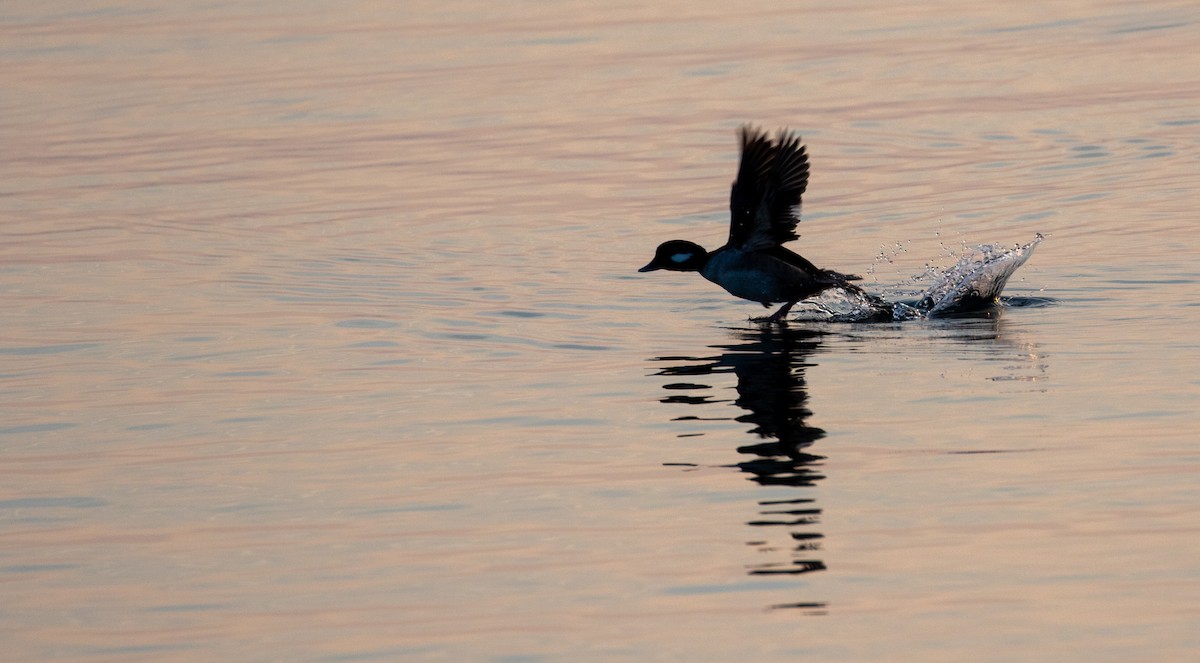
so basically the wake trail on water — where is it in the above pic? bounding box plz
[790,234,1044,322]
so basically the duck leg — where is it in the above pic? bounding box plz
[755,300,797,323]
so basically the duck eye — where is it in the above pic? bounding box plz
[670,252,691,263]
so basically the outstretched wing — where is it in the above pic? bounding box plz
[728,126,810,252]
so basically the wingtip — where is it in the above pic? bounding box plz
[775,127,801,147]
[738,123,768,148]
[737,124,805,160]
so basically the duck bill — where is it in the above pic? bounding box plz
[638,262,660,272]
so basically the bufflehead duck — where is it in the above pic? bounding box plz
[639,126,862,322]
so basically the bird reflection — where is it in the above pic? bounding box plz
[652,325,829,605]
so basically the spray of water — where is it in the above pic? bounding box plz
[789,234,1043,322]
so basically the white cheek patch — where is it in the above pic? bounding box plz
[670,253,692,263]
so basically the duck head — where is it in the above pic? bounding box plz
[639,240,708,272]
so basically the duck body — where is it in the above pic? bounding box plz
[704,244,850,304]
[639,126,859,322]
[640,241,849,306]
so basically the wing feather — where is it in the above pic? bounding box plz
[727,126,809,251]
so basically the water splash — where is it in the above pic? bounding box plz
[789,234,1043,322]
[791,286,902,322]
[917,234,1042,316]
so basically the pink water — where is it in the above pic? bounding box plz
[2,1,1198,660]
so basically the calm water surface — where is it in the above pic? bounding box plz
[3,1,1199,661]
